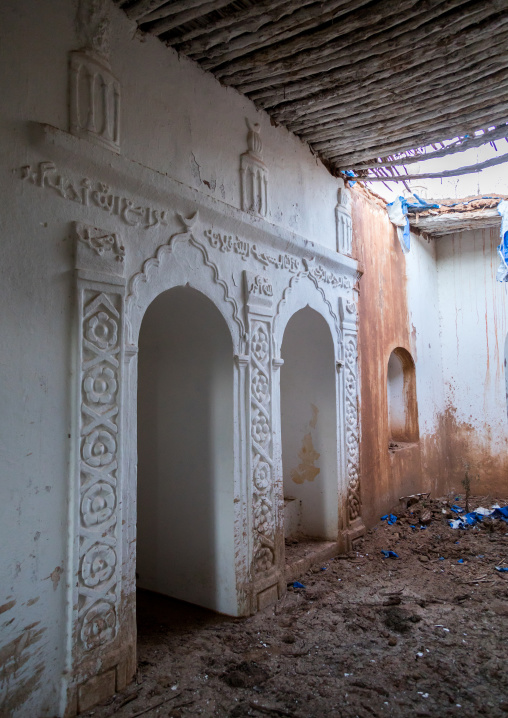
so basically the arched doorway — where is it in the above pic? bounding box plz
[280,307,338,545]
[136,286,236,615]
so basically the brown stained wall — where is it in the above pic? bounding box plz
[352,188,437,528]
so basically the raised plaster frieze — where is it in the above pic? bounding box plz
[20,162,168,229]
[240,119,268,217]
[77,290,122,653]
[203,227,352,289]
[336,187,353,256]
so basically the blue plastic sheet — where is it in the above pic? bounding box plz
[449,504,508,529]
[387,194,440,253]
[381,550,399,559]
[293,581,306,589]
[497,199,508,282]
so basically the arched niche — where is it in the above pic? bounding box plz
[136,285,237,615]
[387,347,419,443]
[280,306,338,542]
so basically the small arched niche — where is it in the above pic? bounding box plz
[387,347,419,444]
[136,285,237,615]
[280,307,338,543]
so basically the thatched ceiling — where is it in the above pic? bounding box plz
[116,0,508,179]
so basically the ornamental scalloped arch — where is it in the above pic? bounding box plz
[125,216,245,354]
[272,273,342,361]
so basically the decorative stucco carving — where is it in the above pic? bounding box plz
[20,162,168,229]
[71,1,120,152]
[78,290,122,652]
[344,336,361,521]
[240,119,268,217]
[336,187,353,256]
[250,321,276,573]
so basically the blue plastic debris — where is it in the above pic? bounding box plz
[410,525,417,530]
[321,567,327,571]
[387,194,440,253]
[381,514,397,525]
[496,199,508,282]
[293,581,306,589]
[449,504,508,529]
[495,566,508,572]
[450,505,465,514]
[457,559,464,564]
[439,557,445,561]
[381,550,399,559]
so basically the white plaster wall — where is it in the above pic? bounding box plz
[0,0,347,713]
[280,308,338,540]
[137,286,236,615]
[387,352,406,439]
[405,232,446,482]
[436,228,508,479]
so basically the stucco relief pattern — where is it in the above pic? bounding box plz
[78,291,121,652]
[345,335,361,521]
[250,322,276,573]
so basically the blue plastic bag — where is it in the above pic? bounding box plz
[381,550,399,559]
[293,581,306,589]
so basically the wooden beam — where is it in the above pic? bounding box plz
[173,0,318,55]
[126,0,171,21]
[301,74,508,146]
[358,149,508,180]
[283,49,508,134]
[248,10,508,105]
[214,0,497,83]
[254,11,508,120]
[349,125,508,171]
[196,0,373,68]
[145,0,236,36]
[321,108,508,166]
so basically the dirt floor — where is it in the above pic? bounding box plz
[84,495,508,718]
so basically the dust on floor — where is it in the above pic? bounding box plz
[83,495,508,718]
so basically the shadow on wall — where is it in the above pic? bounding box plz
[280,306,338,542]
[136,286,237,616]
[387,347,419,446]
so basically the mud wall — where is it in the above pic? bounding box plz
[352,189,445,529]
[436,228,508,496]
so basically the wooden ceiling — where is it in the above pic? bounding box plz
[116,0,508,179]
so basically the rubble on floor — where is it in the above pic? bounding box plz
[84,495,508,718]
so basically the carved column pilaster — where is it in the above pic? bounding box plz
[243,271,283,612]
[69,222,134,713]
[339,297,365,548]
[336,187,353,255]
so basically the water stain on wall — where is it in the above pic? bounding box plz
[0,611,46,717]
[291,432,320,484]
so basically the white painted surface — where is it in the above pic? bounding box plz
[405,233,445,439]
[0,1,359,713]
[387,352,406,440]
[436,229,508,467]
[281,308,339,540]
[137,287,236,614]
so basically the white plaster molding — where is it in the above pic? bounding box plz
[336,186,353,256]
[240,119,268,217]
